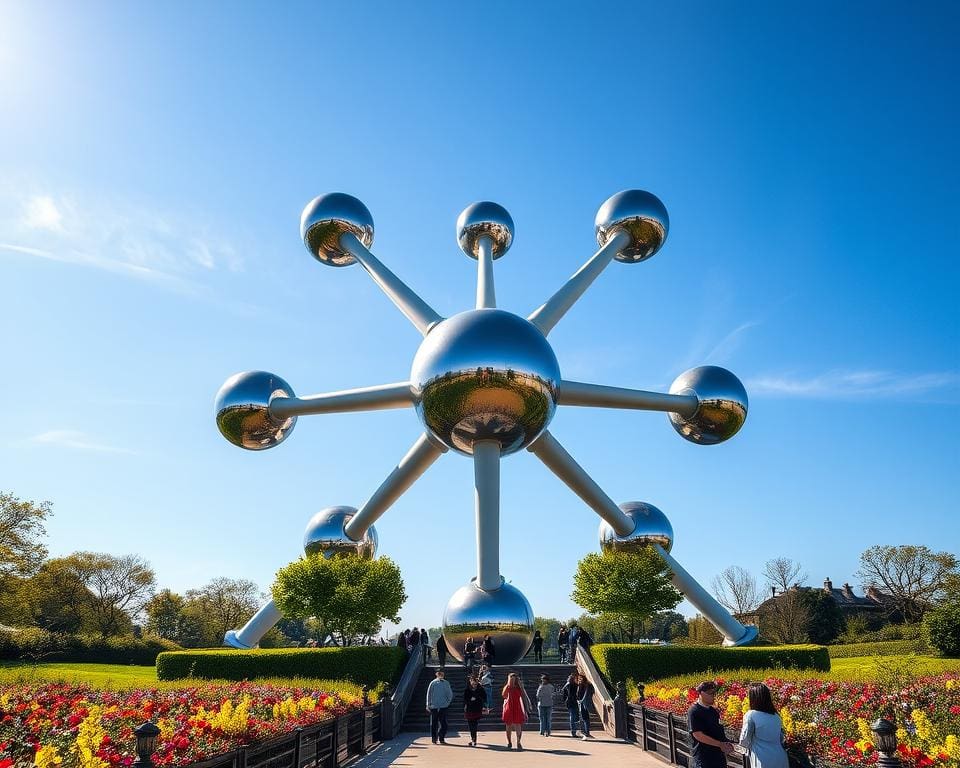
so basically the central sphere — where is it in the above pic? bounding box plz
[410,309,560,455]
[442,579,535,665]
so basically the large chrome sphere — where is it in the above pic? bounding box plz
[668,365,748,445]
[595,190,669,263]
[456,201,514,260]
[300,193,374,267]
[410,309,560,455]
[303,506,378,559]
[215,371,296,450]
[442,579,535,665]
[599,501,674,554]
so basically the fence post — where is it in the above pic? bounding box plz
[667,715,678,764]
[235,747,248,768]
[613,681,627,740]
[380,683,394,741]
[639,705,648,750]
[292,729,303,768]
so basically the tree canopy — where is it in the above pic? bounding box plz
[571,548,681,622]
[0,492,51,581]
[856,545,959,623]
[273,554,406,646]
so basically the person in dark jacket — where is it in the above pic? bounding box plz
[561,673,580,738]
[463,636,477,670]
[557,626,569,663]
[575,672,594,739]
[435,634,448,667]
[532,630,544,663]
[463,675,488,746]
[481,634,496,667]
[420,628,431,661]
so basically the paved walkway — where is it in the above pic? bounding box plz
[353,731,663,767]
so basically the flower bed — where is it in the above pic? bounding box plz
[0,681,368,767]
[639,673,960,767]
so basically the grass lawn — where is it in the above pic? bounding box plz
[650,654,960,688]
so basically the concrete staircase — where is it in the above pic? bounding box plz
[401,662,603,734]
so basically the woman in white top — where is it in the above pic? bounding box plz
[739,682,789,768]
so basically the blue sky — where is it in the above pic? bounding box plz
[1,2,957,636]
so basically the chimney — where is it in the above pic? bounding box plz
[866,585,881,602]
[843,583,854,597]
[824,577,833,593]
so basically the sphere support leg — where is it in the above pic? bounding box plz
[527,430,635,537]
[476,235,496,309]
[558,380,698,416]
[653,543,758,646]
[340,232,443,336]
[269,381,414,419]
[473,439,501,590]
[527,229,630,336]
[224,599,283,649]
[344,433,446,540]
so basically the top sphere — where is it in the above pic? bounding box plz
[599,501,674,554]
[668,365,748,445]
[595,190,669,263]
[456,202,514,260]
[300,193,374,267]
[215,371,296,450]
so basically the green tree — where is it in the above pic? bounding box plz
[0,492,51,581]
[924,603,960,657]
[647,610,688,641]
[145,589,186,641]
[571,549,681,624]
[273,555,406,646]
[856,545,959,623]
[799,588,846,644]
[184,577,259,645]
[25,556,97,633]
[687,615,723,645]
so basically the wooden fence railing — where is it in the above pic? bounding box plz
[625,703,751,768]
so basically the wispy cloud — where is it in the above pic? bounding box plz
[747,370,960,400]
[29,430,133,454]
[702,321,759,365]
[0,190,243,292]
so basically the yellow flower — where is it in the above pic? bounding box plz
[943,735,960,760]
[34,746,62,768]
[725,696,741,718]
[911,708,936,745]
[857,719,873,743]
[946,679,956,691]
[854,739,873,754]
[780,707,793,735]
[72,706,109,768]
[158,718,175,741]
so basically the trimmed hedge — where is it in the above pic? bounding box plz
[0,628,179,665]
[827,639,928,658]
[156,645,407,688]
[592,643,830,686]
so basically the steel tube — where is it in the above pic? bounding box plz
[528,229,631,336]
[344,433,446,540]
[652,544,758,646]
[527,431,635,537]
[558,380,699,417]
[340,232,443,336]
[224,599,283,649]
[476,235,496,309]
[270,382,414,419]
[473,440,501,590]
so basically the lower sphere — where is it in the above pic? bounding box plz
[442,579,535,665]
[411,309,560,455]
[303,506,378,559]
[215,371,296,450]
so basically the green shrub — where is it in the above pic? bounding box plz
[827,639,927,658]
[924,604,960,657]
[592,643,830,689]
[0,628,178,665]
[156,645,407,688]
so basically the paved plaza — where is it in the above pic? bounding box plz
[354,731,662,767]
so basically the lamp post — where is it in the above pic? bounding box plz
[133,721,161,768]
[871,718,903,768]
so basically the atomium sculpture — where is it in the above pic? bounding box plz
[215,190,758,661]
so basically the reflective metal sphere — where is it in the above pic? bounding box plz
[599,501,674,554]
[595,190,669,263]
[300,193,374,267]
[410,309,560,455]
[456,201,514,260]
[668,366,748,445]
[442,579,535,665]
[303,506,378,559]
[215,371,296,450]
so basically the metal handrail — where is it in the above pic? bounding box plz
[575,644,617,737]
[389,647,425,738]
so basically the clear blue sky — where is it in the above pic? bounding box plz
[1,2,957,635]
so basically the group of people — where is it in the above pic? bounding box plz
[556,622,593,662]
[688,680,790,768]
[396,627,431,660]
[424,669,596,749]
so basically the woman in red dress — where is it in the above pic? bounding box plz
[501,672,529,750]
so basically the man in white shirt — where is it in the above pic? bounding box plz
[425,669,454,744]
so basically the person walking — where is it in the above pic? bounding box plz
[481,634,496,667]
[739,683,789,768]
[409,626,421,655]
[463,674,488,747]
[576,672,594,739]
[561,673,580,738]
[557,625,569,663]
[688,680,734,768]
[567,623,579,662]
[425,669,453,745]
[479,664,494,711]
[420,628,430,662]
[531,630,544,663]
[536,673,555,736]
[501,671,529,750]
[435,634,448,668]
[463,636,477,671]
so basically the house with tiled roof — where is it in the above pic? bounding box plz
[744,578,896,628]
